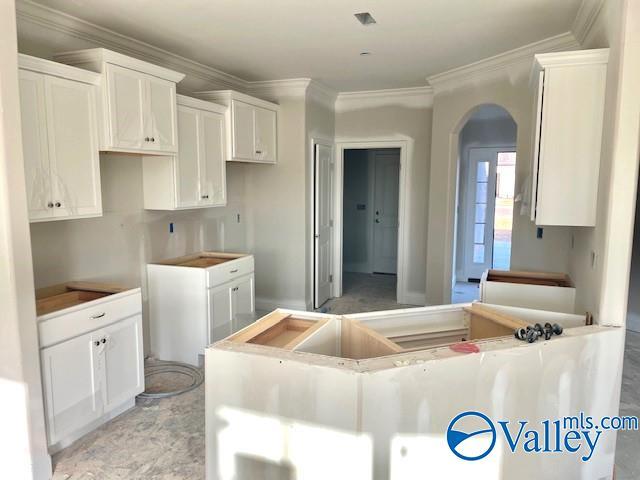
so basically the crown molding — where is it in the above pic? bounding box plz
[572,0,606,45]
[306,80,338,110]
[247,78,312,102]
[335,86,434,112]
[18,53,101,85]
[16,0,248,90]
[426,32,580,93]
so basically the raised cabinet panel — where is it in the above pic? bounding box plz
[44,75,102,218]
[176,105,202,207]
[254,106,277,164]
[41,332,102,445]
[146,76,178,153]
[103,315,144,411]
[200,110,227,206]
[209,284,234,343]
[18,70,52,220]
[106,64,145,150]
[231,100,255,161]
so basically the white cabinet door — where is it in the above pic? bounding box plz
[146,76,178,153]
[254,106,277,164]
[103,315,144,412]
[40,331,102,445]
[200,109,227,206]
[44,75,101,218]
[175,105,201,208]
[106,64,145,150]
[18,70,53,220]
[233,275,255,317]
[208,283,234,343]
[231,100,255,161]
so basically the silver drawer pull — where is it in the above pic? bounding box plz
[90,312,106,319]
[230,269,238,273]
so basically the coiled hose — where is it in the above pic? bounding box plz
[137,360,204,399]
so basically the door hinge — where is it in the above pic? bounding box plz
[329,275,333,283]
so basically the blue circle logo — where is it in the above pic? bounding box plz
[447,411,497,461]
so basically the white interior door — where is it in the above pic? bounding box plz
[314,143,333,308]
[463,148,498,280]
[372,150,400,274]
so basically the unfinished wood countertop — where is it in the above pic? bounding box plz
[35,281,132,317]
[150,251,251,269]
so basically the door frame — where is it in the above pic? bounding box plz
[311,138,335,309]
[334,140,410,304]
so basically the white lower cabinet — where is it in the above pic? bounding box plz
[37,286,143,452]
[148,252,255,365]
[40,331,103,446]
[208,274,256,343]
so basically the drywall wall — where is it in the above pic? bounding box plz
[455,113,517,281]
[242,95,308,311]
[0,1,50,476]
[426,63,573,305]
[568,0,640,327]
[30,157,247,354]
[343,149,372,273]
[335,96,432,304]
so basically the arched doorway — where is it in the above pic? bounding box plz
[452,104,517,302]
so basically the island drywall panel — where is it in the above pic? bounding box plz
[426,61,573,305]
[359,326,624,480]
[568,0,640,326]
[335,97,432,304]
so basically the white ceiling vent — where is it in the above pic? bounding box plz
[354,12,377,26]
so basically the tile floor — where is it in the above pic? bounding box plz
[51,330,640,479]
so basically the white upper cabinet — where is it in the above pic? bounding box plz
[54,48,184,155]
[142,95,227,210]
[196,90,278,164]
[530,49,609,227]
[18,55,102,223]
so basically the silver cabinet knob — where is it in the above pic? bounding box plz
[47,202,54,208]
[55,202,61,208]
[201,194,209,199]
[151,137,155,142]
[145,137,150,142]
[255,150,262,154]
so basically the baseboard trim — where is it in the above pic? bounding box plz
[255,297,309,313]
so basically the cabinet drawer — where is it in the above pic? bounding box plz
[39,290,142,348]
[206,255,254,287]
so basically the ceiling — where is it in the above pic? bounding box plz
[33,0,583,91]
